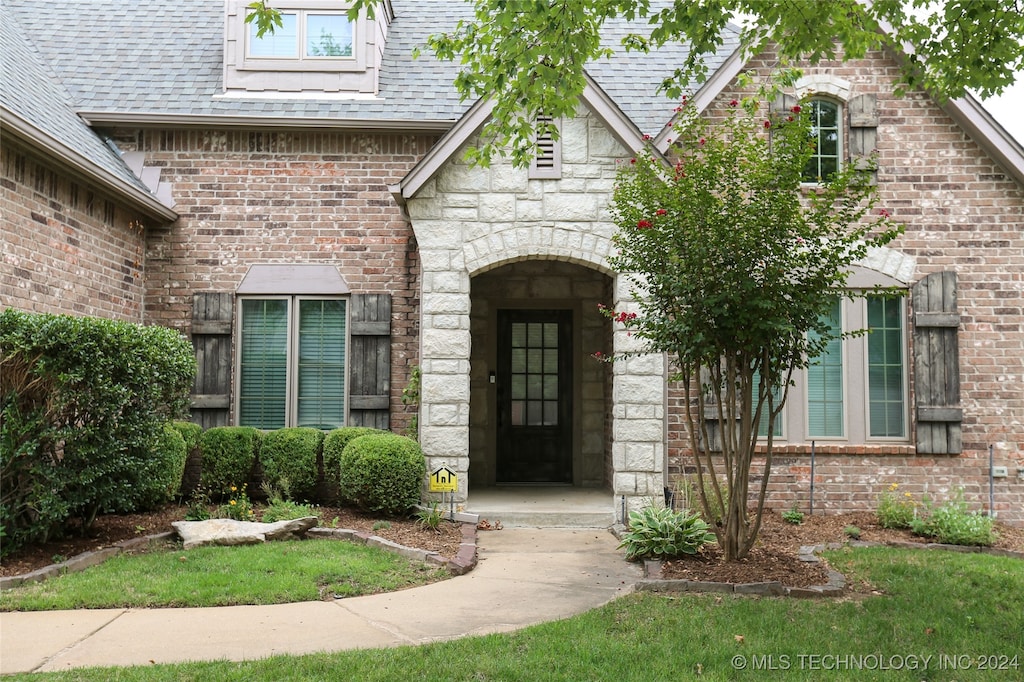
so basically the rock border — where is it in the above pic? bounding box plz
[1,522,479,590]
[626,534,1023,599]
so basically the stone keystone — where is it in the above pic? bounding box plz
[172,517,319,549]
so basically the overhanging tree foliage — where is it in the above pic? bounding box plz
[605,92,902,561]
[248,0,1024,166]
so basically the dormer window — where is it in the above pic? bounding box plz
[223,0,393,96]
[247,11,354,60]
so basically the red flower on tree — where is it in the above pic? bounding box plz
[637,219,653,229]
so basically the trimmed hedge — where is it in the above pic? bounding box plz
[1,309,194,557]
[138,423,188,509]
[339,433,426,515]
[322,427,382,503]
[199,427,262,498]
[260,427,324,502]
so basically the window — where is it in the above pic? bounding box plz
[758,293,908,444]
[803,99,841,183]
[248,11,353,60]
[238,297,347,430]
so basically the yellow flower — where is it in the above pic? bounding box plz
[905,492,912,498]
[230,486,238,492]
[230,500,237,506]
[889,483,899,491]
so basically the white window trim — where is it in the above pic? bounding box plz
[801,98,844,186]
[236,295,350,429]
[235,0,368,74]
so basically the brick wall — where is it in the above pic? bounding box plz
[1,142,147,321]
[667,49,1024,526]
[114,128,437,432]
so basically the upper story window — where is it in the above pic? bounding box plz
[803,99,842,183]
[223,0,393,96]
[247,11,354,60]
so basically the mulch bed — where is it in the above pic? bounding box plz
[658,509,1024,588]
[3,505,1022,587]
[0,504,465,578]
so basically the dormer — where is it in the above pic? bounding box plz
[223,0,393,96]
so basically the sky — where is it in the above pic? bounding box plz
[980,80,1023,145]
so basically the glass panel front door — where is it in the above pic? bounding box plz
[497,310,572,483]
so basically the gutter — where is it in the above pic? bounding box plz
[1,108,178,222]
[78,111,457,135]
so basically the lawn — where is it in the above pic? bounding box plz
[0,539,449,610]
[3,546,1020,681]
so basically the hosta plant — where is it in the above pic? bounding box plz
[618,505,716,561]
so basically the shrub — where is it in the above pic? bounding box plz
[876,482,918,529]
[171,420,203,496]
[910,490,997,547]
[782,505,805,525]
[1,309,194,556]
[339,433,426,515]
[199,427,261,498]
[260,428,324,502]
[261,483,319,523]
[322,427,381,502]
[618,505,716,561]
[136,423,188,509]
[171,421,202,456]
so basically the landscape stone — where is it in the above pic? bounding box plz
[172,517,318,549]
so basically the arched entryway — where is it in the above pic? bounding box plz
[468,260,613,490]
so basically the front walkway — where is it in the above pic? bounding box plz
[0,528,641,674]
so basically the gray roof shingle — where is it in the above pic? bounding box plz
[3,0,739,208]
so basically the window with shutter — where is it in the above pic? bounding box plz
[237,296,347,430]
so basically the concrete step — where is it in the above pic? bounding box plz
[464,508,616,529]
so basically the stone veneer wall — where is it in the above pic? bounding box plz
[666,49,1024,526]
[1,142,148,321]
[405,106,665,510]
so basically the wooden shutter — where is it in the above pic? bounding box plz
[190,292,233,429]
[848,94,878,182]
[349,293,392,429]
[912,272,962,454]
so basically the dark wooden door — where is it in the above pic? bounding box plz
[496,310,573,483]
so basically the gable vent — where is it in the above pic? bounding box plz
[530,114,562,179]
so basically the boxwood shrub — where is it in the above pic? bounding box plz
[259,427,324,502]
[322,427,382,503]
[0,309,194,557]
[199,426,261,498]
[137,423,188,509]
[339,433,426,515]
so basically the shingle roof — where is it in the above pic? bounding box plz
[3,0,745,212]
[1,4,153,195]
[5,0,738,135]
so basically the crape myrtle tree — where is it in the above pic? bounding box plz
[604,90,902,561]
[246,0,1024,166]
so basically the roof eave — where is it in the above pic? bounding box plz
[79,111,457,134]
[1,107,178,222]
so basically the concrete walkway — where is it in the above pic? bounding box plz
[0,528,640,674]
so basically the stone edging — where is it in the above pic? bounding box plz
[1,523,479,590]
[632,539,1024,599]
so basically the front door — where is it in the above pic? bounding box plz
[496,309,573,483]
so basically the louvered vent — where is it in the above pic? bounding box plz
[530,114,561,179]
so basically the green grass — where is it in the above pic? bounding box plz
[3,547,1021,680]
[0,539,448,610]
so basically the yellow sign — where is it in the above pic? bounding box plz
[429,465,458,492]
